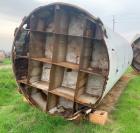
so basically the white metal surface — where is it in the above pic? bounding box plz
[103,27,133,99]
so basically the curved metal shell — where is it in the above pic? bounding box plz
[12,1,133,116]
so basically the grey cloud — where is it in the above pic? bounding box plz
[0,0,42,20]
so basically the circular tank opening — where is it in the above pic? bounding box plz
[12,3,109,114]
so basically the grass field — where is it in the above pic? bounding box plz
[1,58,11,65]
[0,65,140,133]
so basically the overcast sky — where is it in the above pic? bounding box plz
[0,0,140,52]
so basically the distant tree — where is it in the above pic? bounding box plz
[0,50,6,63]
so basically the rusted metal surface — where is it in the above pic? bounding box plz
[131,34,140,72]
[12,2,133,118]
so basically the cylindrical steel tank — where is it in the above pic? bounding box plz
[12,1,134,117]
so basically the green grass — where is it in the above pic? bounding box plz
[125,67,133,73]
[1,58,11,65]
[0,67,140,133]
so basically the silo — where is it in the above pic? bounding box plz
[12,2,134,117]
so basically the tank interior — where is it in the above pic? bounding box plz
[132,38,140,72]
[13,4,109,117]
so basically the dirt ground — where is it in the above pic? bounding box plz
[0,65,11,69]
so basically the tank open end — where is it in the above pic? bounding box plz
[132,35,140,72]
[12,3,109,117]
